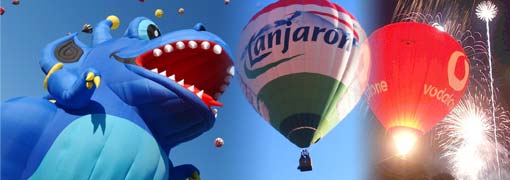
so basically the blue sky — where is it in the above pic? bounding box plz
[1,0,378,179]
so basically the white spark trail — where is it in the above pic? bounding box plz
[476,1,499,179]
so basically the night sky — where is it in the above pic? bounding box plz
[371,0,510,179]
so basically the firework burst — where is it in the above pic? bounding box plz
[476,1,498,22]
[436,89,510,180]
[433,21,510,179]
[392,0,475,35]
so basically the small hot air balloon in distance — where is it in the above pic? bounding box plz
[178,8,184,15]
[224,0,230,5]
[0,7,5,15]
[214,137,224,148]
[139,0,145,2]
[82,24,93,33]
[12,0,19,5]
[367,22,469,157]
[237,0,369,170]
[154,9,164,18]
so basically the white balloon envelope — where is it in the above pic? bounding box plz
[236,0,370,148]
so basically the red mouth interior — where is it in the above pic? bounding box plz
[135,40,233,108]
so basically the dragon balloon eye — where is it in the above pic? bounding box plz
[137,20,160,40]
[146,24,161,39]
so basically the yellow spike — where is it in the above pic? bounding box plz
[43,63,64,90]
[93,76,101,88]
[86,82,93,89]
[189,171,200,180]
[86,72,95,81]
[106,15,120,30]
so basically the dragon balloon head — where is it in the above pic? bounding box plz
[39,16,234,148]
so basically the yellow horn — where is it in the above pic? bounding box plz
[106,15,120,30]
[43,63,64,90]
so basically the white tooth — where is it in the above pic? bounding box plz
[212,108,218,118]
[176,41,185,50]
[196,90,204,98]
[213,45,222,54]
[168,74,176,81]
[224,76,232,83]
[220,85,228,91]
[214,93,221,99]
[151,68,159,73]
[201,41,210,50]
[188,41,197,49]
[227,66,235,76]
[153,49,163,57]
[187,85,195,91]
[164,44,173,53]
[178,79,184,85]
[159,71,167,76]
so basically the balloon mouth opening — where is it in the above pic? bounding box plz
[388,127,422,157]
[288,127,318,148]
[131,40,234,107]
[280,113,321,148]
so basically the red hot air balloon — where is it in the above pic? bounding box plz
[214,137,224,148]
[367,22,469,156]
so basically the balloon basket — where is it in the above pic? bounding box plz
[297,149,312,172]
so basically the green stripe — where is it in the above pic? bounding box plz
[256,73,346,147]
[243,54,304,79]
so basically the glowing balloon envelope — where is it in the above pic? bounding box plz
[236,0,369,148]
[367,22,469,155]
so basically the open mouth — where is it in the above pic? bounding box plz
[135,40,234,108]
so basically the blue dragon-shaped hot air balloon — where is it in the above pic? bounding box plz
[1,16,234,180]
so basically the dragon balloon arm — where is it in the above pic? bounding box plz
[170,164,200,180]
[93,18,115,46]
[46,68,101,109]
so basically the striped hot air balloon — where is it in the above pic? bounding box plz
[236,0,369,149]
